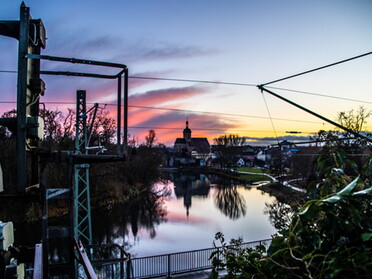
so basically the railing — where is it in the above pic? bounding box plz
[87,243,130,279]
[91,238,272,279]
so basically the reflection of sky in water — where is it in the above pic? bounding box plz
[125,180,277,257]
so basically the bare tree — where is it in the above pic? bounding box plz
[214,134,246,169]
[84,109,116,146]
[337,106,371,132]
[145,129,158,148]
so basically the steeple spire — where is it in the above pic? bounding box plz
[183,118,192,140]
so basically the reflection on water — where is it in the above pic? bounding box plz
[215,185,247,220]
[93,185,169,247]
[92,172,277,257]
[172,173,210,216]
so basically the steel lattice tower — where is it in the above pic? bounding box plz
[74,90,92,245]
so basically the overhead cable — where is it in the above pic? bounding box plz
[266,86,372,104]
[0,100,323,124]
[261,51,372,86]
[1,70,370,104]
[128,126,317,134]
[261,92,280,145]
[129,76,257,87]
[258,86,372,143]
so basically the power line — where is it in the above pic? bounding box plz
[266,86,372,105]
[127,105,323,124]
[0,100,324,125]
[1,70,371,104]
[261,92,280,145]
[0,70,258,86]
[261,51,372,86]
[128,126,317,134]
[129,76,257,87]
[258,86,372,143]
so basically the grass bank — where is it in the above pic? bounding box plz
[236,167,273,183]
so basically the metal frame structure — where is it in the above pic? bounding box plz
[25,53,129,156]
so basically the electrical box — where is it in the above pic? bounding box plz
[0,221,14,251]
[26,116,44,140]
[30,19,46,49]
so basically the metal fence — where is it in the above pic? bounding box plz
[91,238,272,279]
[24,239,271,278]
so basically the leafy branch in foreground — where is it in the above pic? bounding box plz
[210,175,371,278]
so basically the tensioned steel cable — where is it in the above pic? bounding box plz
[0,100,322,124]
[128,76,257,87]
[1,70,371,104]
[261,51,372,86]
[265,86,372,104]
[261,92,280,145]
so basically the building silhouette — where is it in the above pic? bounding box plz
[173,121,211,165]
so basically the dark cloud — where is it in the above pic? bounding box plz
[129,44,213,61]
[129,85,210,106]
[47,25,214,65]
[128,70,174,89]
[112,39,216,63]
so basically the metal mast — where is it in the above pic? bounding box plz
[74,90,92,245]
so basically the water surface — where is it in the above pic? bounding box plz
[93,173,277,257]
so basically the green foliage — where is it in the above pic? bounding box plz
[308,147,371,200]
[237,167,268,174]
[210,175,372,278]
[210,234,269,279]
[264,200,293,233]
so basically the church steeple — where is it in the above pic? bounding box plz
[183,120,192,140]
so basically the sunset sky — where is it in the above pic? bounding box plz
[0,0,371,146]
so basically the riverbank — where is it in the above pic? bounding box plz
[258,182,307,206]
[160,166,271,184]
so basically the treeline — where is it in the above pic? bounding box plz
[0,108,166,209]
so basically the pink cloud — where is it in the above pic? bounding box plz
[128,110,240,145]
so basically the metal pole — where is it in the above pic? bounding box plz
[117,76,122,155]
[167,254,171,278]
[40,158,48,279]
[30,45,41,187]
[126,258,131,279]
[258,85,372,143]
[124,68,129,156]
[120,249,124,279]
[16,3,29,192]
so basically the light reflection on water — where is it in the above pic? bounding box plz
[92,173,277,257]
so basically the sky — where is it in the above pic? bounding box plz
[0,0,371,146]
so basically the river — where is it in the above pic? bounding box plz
[92,172,277,257]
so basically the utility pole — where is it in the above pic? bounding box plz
[0,3,46,192]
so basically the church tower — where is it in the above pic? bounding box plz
[183,120,192,141]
